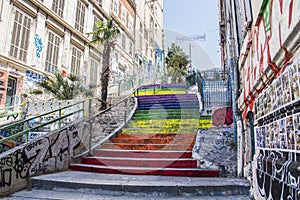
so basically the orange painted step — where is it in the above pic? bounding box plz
[101,143,194,150]
[110,137,195,144]
[115,133,196,139]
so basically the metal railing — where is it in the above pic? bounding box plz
[82,93,137,156]
[0,101,85,153]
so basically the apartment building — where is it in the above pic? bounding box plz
[134,0,164,84]
[0,0,140,107]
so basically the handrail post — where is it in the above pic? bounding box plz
[58,108,62,129]
[124,98,128,124]
[88,120,93,156]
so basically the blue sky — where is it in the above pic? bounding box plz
[163,0,220,70]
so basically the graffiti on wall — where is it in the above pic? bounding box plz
[0,69,8,107]
[0,122,83,194]
[212,107,233,128]
[253,149,300,200]
[253,58,300,199]
[34,34,43,59]
[239,0,300,110]
[193,128,236,177]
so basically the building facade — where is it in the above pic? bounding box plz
[134,0,164,85]
[219,0,300,199]
[0,0,164,106]
[0,0,114,107]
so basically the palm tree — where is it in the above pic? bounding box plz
[165,43,190,83]
[32,72,96,100]
[87,18,120,109]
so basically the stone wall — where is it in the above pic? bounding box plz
[193,128,236,177]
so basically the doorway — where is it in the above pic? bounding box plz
[5,76,17,107]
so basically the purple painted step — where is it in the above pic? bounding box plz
[138,94,198,101]
[92,149,193,158]
[138,84,186,89]
[81,157,197,168]
[70,164,219,177]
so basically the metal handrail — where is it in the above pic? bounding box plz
[0,100,85,148]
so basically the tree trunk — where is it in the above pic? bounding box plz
[100,42,112,110]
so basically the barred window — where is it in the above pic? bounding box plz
[71,46,82,76]
[90,58,99,85]
[9,10,31,62]
[52,0,65,17]
[75,0,86,33]
[45,31,60,74]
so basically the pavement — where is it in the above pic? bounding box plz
[2,171,251,200]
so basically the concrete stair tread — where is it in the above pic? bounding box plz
[30,171,249,187]
[9,189,251,200]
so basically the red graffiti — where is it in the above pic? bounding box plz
[212,107,233,128]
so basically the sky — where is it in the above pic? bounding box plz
[163,0,220,70]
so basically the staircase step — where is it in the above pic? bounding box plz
[101,143,194,150]
[92,149,193,158]
[115,133,196,138]
[81,157,197,168]
[15,171,250,198]
[110,137,195,144]
[70,164,219,177]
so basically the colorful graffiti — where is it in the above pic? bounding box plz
[0,122,83,196]
[212,107,233,128]
[253,149,300,200]
[239,0,300,115]
[0,69,8,107]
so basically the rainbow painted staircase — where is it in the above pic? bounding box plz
[70,84,219,177]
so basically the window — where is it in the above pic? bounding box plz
[128,17,133,31]
[121,7,126,24]
[139,22,143,33]
[9,10,31,62]
[113,0,119,15]
[71,46,82,76]
[129,41,133,56]
[144,28,148,41]
[121,34,126,49]
[45,31,60,73]
[90,58,99,85]
[95,0,102,5]
[75,0,86,33]
[52,0,65,17]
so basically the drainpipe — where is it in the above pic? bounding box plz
[227,0,243,177]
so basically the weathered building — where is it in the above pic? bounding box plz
[134,0,164,84]
[219,0,300,199]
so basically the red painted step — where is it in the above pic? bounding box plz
[81,157,197,168]
[70,164,219,177]
[92,149,193,158]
